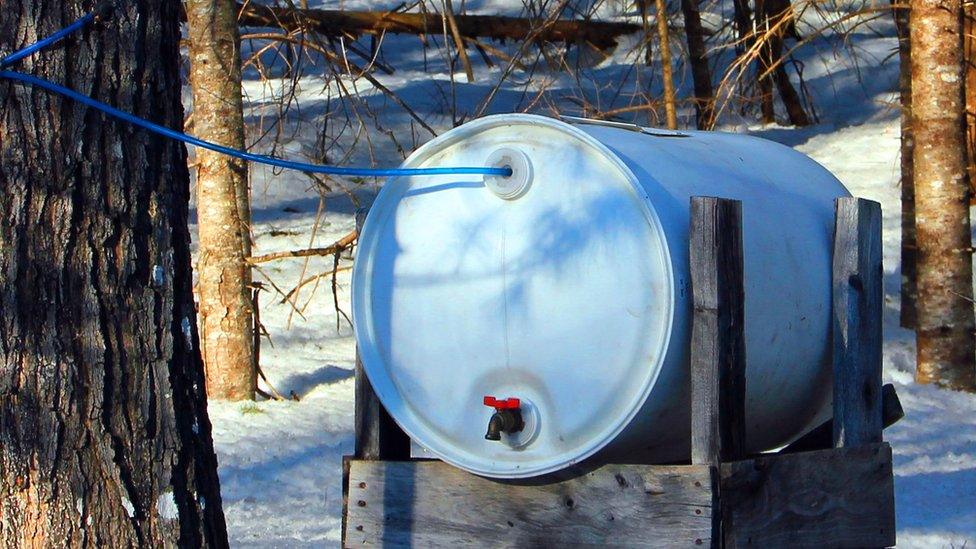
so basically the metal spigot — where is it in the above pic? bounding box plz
[483,396,525,441]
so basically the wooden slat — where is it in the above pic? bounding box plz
[689,197,747,466]
[832,198,884,448]
[344,461,714,548]
[353,356,411,459]
[720,442,896,548]
[353,208,411,461]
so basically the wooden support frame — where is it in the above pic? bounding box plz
[690,197,747,467]
[689,197,746,548]
[352,208,411,461]
[342,197,896,548]
[832,198,884,448]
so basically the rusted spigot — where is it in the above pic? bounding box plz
[483,396,525,441]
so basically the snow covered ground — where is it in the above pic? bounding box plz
[189,1,976,546]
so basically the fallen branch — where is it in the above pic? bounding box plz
[246,230,358,264]
[235,3,641,51]
[444,0,474,82]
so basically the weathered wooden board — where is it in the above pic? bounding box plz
[344,461,714,548]
[353,355,411,460]
[720,442,895,548]
[831,198,884,448]
[689,196,747,466]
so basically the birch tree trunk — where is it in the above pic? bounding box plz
[0,0,229,545]
[910,0,976,390]
[186,0,256,401]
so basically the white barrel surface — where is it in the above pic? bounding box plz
[352,114,849,478]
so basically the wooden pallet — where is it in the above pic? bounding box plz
[342,197,898,548]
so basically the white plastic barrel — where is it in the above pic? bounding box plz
[352,114,850,478]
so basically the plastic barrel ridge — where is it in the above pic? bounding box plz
[352,114,851,479]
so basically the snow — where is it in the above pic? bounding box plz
[191,1,976,546]
[157,492,180,521]
[120,496,135,519]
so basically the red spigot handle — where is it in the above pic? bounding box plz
[484,395,521,410]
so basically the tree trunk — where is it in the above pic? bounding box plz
[771,52,810,126]
[732,0,753,56]
[0,1,229,545]
[965,1,976,188]
[910,0,976,390]
[186,0,256,401]
[680,0,716,129]
[893,0,917,329]
[732,0,755,116]
[755,0,777,123]
[757,0,810,126]
[654,0,679,129]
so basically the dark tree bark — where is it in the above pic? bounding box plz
[756,0,810,126]
[680,0,716,129]
[771,54,810,126]
[732,0,753,55]
[755,0,777,123]
[966,2,976,190]
[732,0,755,116]
[893,0,917,329]
[910,0,976,390]
[0,1,229,545]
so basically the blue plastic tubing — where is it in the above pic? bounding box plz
[0,11,512,179]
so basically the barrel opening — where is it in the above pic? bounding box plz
[484,147,532,200]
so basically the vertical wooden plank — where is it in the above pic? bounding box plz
[690,196,747,466]
[354,355,411,459]
[353,208,411,460]
[832,198,884,448]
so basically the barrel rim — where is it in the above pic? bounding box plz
[351,113,676,478]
